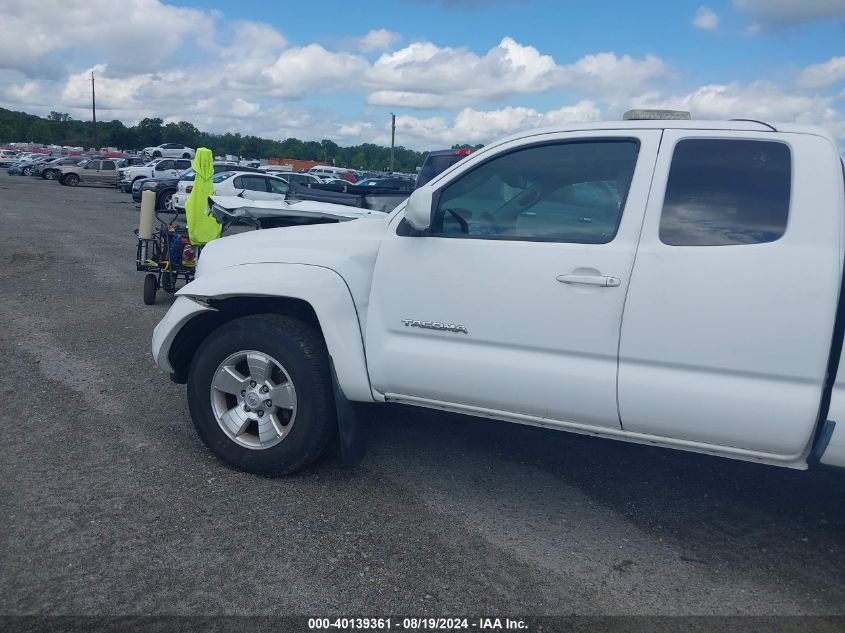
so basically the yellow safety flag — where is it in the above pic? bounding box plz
[185,147,221,245]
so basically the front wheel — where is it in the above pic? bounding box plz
[182,153,191,159]
[62,173,79,186]
[158,190,175,211]
[143,274,157,305]
[152,151,162,158]
[22,166,32,176]
[187,315,336,475]
[43,170,56,180]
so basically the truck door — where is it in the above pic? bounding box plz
[100,160,116,182]
[618,130,844,457]
[83,160,102,182]
[366,131,661,430]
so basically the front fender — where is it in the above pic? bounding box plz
[172,263,375,402]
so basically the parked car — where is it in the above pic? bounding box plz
[32,157,82,179]
[171,170,289,211]
[152,112,845,476]
[0,149,19,166]
[118,156,147,168]
[118,158,193,192]
[356,176,415,189]
[308,165,356,182]
[142,143,195,159]
[56,158,121,186]
[7,154,53,176]
[262,169,323,186]
[133,164,267,210]
[415,148,475,189]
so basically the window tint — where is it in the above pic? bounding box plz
[268,178,288,194]
[417,152,467,188]
[234,175,268,192]
[101,160,116,170]
[156,160,174,170]
[84,161,99,170]
[659,139,791,246]
[430,140,639,243]
[175,160,192,170]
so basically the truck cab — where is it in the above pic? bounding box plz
[152,114,845,475]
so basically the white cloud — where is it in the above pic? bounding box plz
[231,98,260,118]
[629,81,844,141]
[367,38,671,108]
[358,29,401,52]
[733,0,845,29]
[560,52,674,98]
[389,101,602,147]
[261,45,369,98]
[0,0,216,77]
[693,6,721,29]
[219,21,287,57]
[798,57,845,90]
[366,38,561,106]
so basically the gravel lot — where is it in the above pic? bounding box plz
[1,171,844,620]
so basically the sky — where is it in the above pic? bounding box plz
[1,0,844,151]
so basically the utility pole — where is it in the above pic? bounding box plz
[389,112,395,173]
[91,71,98,151]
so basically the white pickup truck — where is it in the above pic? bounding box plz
[152,112,845,475]
[118,158,193,191]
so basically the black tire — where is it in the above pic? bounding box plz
[43,170,56,180]
[157,189,175,211]
[161,270,173,291]
[63,173,79,186]
[153,151,162,158]
[182,153,191,159]
[143,274,157,305]
[22,166,32,176]
[187,314,336,475]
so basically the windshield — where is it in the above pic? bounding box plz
[76,158,91,168]
[146,159,162,167]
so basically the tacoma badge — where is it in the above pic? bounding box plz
[402,319,468,334]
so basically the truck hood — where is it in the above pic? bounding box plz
[192,210,392,312]
[208,195,378,229]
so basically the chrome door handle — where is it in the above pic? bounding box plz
[556,274,621,287]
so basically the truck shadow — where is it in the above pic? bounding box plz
[359,403,845,595]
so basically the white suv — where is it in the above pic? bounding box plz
[142,143,195,159]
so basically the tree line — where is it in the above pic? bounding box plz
[0,107,483,172]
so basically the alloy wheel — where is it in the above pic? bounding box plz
[209,350,297,450]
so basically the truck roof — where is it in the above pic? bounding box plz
[486,119,838,152]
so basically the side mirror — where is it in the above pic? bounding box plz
[404,187,434,232]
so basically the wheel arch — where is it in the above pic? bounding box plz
[165,264,375,402]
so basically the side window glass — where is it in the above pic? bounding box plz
[85,161,99,170]
[430,140,639,243]
[268,178,288,194]
[243,176,268,192]
[102,160,115,170]
[233,177,243,189]
[176,160,191,170]
[659,139,791,246]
